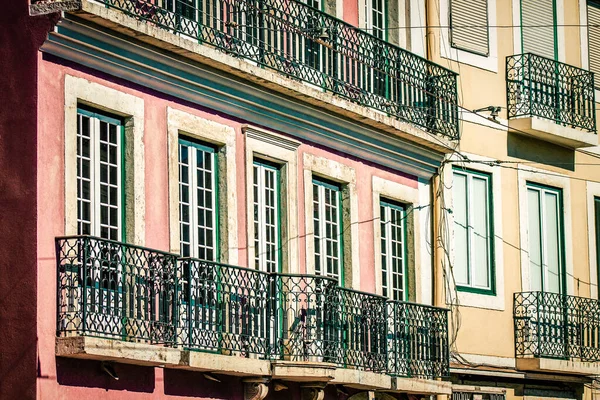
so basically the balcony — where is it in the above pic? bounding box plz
[70,0,459,140]
[55,236,450,392]
[514,291,600,375]
[506,53,597,148]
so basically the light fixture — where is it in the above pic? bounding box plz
[101,361,119,381]
[473,105,501,121]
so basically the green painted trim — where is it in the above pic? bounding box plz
[526,181,566,294]
[120,124,126,242]
[452,167,496,296]
[595,196,600,300]
[380,198,409,301]
[77,107,122,125]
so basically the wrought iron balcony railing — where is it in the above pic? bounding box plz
[92,0,459,139]
[506,53,596,133]
[56,236,450,378]
[514,291,600,362]
[56,235,180,345]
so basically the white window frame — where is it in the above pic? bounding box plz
[76,109,123,241]
[372,175,432,305]
[178,138,219,261]
[167,107,238,264]
[312,178,343,282]
[304,153,359,289]
[253,160,281,273]
[517,166,573,295]
[243,125,300,274]
[452,168,494,294]
[64,75,145,245]
[380,199,408,301]
[439,0,498,72]
[444,152,505,311]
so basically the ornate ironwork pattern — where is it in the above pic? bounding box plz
[514,291,600,362]
[506,53,596,133]
[56,236,449,377]
[387,301,449,378]
[273,274,339,362]
[56,236,179,345]
[95,0,459,139]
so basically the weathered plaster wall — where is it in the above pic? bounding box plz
[0,1,57,399]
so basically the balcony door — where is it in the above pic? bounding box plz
[527,183,565,294]
[595,197,600,299]
[521,0,557,60]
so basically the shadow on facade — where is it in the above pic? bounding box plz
[508,133,575,171]
[56,357,155,392]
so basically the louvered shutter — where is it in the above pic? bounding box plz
[588,1,600,87]
[450,0,489,55]
[521,0,556,60]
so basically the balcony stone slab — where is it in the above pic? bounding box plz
[516,357,600,376]
[391,377,452,395]
[184,351,271,377]
[56,336,184,367]
[270,360,336,382]
[330,368,392,390]
[509,117,598,149]
[68,0,456,154]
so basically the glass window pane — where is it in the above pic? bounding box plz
[453,173,469,286]
[544,191,561,293]
[528,188,543,291]
[471,177,490,288]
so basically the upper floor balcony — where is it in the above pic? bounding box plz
[506,53,597,148]
[42,0,459,143]
[514,291,600,376]
[55,235,451,394]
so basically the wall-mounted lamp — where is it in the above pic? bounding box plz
[473,105,501,121]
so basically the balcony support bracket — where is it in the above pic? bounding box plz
[301,382,327,400]
[243,378,270,400]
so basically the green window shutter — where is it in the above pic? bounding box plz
[450,0,489,55]
[521,0,556,60]
[587,1,600,87]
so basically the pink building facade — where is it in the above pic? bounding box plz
[2,0,457,398]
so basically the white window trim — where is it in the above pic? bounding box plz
[372,176,432,305]
[439,0,498,72]
[167,107,238,265]
[243,125,300,274]
[511,0,566,63]
[517,165,573,295]
[586,181,600,299]
[64,75,145,245]
[444,152,505,310]
[303,153,359,289]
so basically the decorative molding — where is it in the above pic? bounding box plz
[243,125,301,151]
[243,378,270,400]
[42,15,445,180]
[30,0,81,15]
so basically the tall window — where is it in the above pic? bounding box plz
[380,200,407,301]
[521,0,557,60]
[365,0,386,40]
[179,138,218,261]
[449,0,489,55]
[588,1,600,88]
[527,183,564,293]
[453,169,494,293]
[313,178,343,284]
[253,160,281,273]
[77,109,123,240]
